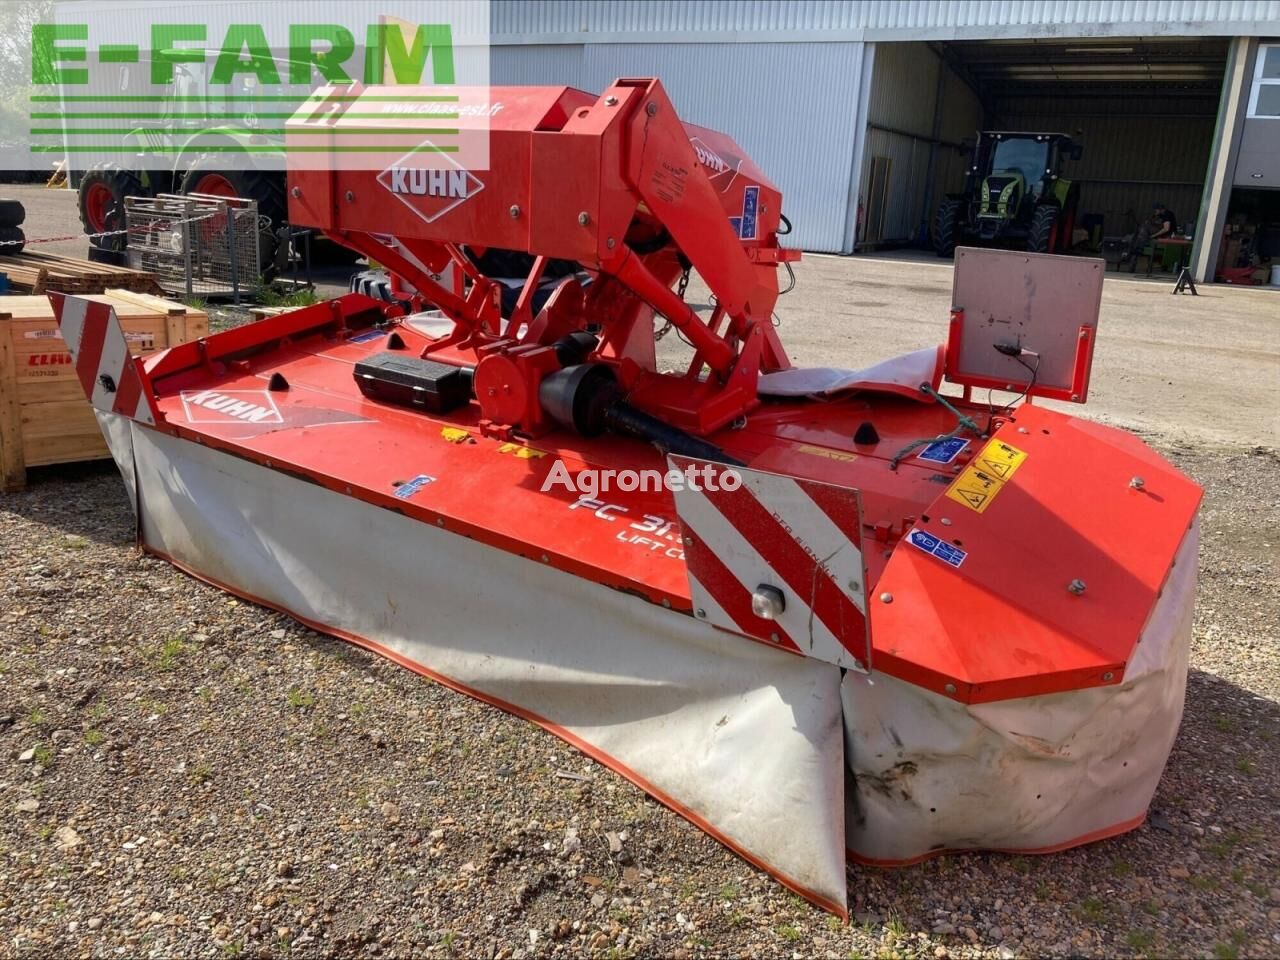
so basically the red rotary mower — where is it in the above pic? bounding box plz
[52,79,1200,917]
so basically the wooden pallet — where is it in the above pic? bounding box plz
[0,290,208,491]
[0,250,163,295]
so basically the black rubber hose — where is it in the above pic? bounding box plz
[603,402,745,467]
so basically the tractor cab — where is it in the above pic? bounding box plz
[935,131,1081,257]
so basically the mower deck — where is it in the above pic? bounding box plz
[144,304,1199,706]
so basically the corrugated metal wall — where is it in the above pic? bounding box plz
[857,42,983,245]
[494,42,866,252]
[992,97,1219,236]
[492,0,1280,39]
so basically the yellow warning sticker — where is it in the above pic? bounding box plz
[796,443,857,463]
[975,439,1027,481]
[945,440,1027,514]
[497,442,548,460]
[440,427,470,443]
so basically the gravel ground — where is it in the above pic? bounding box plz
[1,440,1276,960]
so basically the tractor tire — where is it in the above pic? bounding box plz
[1027,204,1060,255]
[0,226,25,256]
[933,199,962,258]
[0,199,26,229]
[179,161,288,277]
[77,163,147,251]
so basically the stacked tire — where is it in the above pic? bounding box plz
[0,198,26,256]
[350,269,414,312]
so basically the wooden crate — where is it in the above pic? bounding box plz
[0,290,208,491]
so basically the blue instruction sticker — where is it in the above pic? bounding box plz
[349,329,386,344]
[917,437,969,464]
[908,529,967,568]
[728,185,760,241]
[394,474,435,499]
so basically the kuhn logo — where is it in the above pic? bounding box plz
[180,390,283,425]
[691,140,729,176]
[377,146,483,226]
[689,136,741,192]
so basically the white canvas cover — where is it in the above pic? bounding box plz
[97,413,1198,915]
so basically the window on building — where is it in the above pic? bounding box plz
[1249,44,1280,118]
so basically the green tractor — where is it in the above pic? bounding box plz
[74,56,361,273]
[75,60,286,271]
[933,131,1082,258]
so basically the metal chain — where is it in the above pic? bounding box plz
[0,210,222,248]
[654,265,692,342]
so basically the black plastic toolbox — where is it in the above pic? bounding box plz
[353,353,471,413]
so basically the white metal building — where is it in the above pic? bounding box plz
[491,1,1280,283]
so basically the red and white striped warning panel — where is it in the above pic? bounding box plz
[669,456,871,672]
[49,293,159,426]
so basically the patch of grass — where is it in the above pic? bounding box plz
[189,761,213,785]
[87,701,109,721]
[61,535,88,550]
[1076,897,1108,923]
[27,708,46,727]
[440,930,456,951]
[885,914,907,939]
[719,882,741,901]
[1246,881,1269,898]
[777,925,803,943]
[1125,929,1154,951]
[1212,714,1240,733]
[83,729,105,747]
[1142,900,1161,916]
[1111,858,1135,878]
[150,636,189,671]
[135,696,167,715]
[286,687,316,710]
[0,659,8,674]
[253,282,320,309]
[183,296,210,313]
[1190,875,1220,891]
[1212,943,1240,960]
[32,745,52,766]
[1234,756,1255,775]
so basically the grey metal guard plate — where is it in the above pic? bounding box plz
[949,247,1104,400]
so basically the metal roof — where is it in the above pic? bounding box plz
[947,36,1230,86]
[491,1,1280,42]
